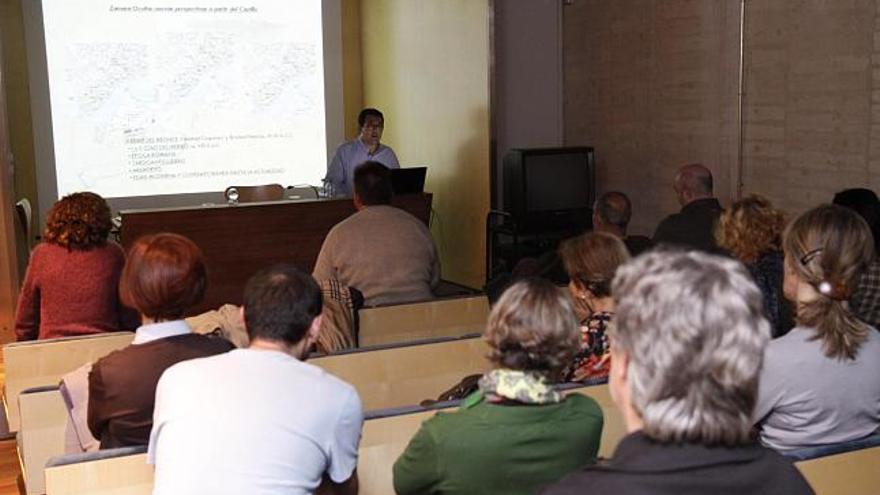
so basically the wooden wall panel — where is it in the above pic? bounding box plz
[563,0,740,235]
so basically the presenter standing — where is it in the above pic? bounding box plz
[324,108,399,197]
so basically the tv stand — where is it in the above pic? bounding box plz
[485,210,590,286]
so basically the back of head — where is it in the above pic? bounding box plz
[353,161,393,206]
[243,264,322,346]
[594,191,632,232]
[43,191,112,250]
[782,204,874,360]
[674,164,714,201]
[612,250,770,446]
[485,278,579,378]
[833,188,880,254]
[120,233,207,321]
[716,194,785,264]
[559,231,630,298]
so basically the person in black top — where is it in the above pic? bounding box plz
[543,250,814,495]
[653,164,723,252]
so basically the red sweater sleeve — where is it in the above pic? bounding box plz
[14,247,42,341]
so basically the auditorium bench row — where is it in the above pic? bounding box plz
[2,293,490,433]
[41,387,880,495]
[11,331,492,494]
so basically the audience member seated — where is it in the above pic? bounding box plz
[593,191,653,256]
[313,161,440,306]
[393,278,603,495]
[754,205,880,452]
[558,232,630,382]
[833,187,880,328]
[652,163,723,252]
[716,194,794,338]
[492,191,648,294]
[545,250,813,495]
[88,233,234,448]
[149,264,362,495]
[324,107,400,197]
[15,192,138,340]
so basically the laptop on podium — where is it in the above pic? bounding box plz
[390,167,427,195]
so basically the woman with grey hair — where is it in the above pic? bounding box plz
[544,250,812,495]
[393,278,604,495]
[754,204,880,452]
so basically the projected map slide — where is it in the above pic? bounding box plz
[42,0,327,199]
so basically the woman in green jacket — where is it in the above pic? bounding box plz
[393,277,604,495]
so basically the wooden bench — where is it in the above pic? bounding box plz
[311,335,491,411]
[28,335,486,493]
[796,445,880,495]
[45,446,151,495]
[357,294,489,346]
[18,386,68,495]
[43,384,620,495]
[2,332,134,432]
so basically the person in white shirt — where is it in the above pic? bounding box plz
[148,264,363,495]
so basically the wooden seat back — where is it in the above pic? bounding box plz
[358,295,489,346]
[311,335,491,411]
[43,384,620,495]
[3,332,134,431]
[45,448,151,495]
[796,446,880,494]
[18,386,68,495]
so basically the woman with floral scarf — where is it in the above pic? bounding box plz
[393,278,604,495]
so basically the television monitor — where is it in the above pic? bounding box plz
[503,147,595,232]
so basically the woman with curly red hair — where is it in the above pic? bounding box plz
[14,192,138,340]
[716,195,794,337]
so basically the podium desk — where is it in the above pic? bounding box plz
[119,194,432,314]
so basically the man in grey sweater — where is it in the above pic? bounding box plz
[313,161,440,306]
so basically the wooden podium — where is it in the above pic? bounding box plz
[119,194,432,314]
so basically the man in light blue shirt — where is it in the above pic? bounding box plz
[325,108,400,197]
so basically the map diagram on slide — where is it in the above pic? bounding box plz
[44,1,328,198]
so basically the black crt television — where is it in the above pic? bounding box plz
[503,147,595,233]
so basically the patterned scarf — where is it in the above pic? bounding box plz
[477,369,562,405]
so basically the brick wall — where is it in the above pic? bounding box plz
[564,0,880,231]
[563,0,740,235]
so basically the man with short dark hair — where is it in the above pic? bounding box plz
[313,161,440,305]
[324,107,400,197]
[652,164,723,252]
[593,191,653,256]
[148,265,363,495]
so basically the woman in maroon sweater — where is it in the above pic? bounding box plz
[15,192,138,341]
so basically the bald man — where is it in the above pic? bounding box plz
[593,191,653,256]
[652,164,723,252]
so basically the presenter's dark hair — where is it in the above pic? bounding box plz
[354,161,393,205]
[120,233,207,320]
[243,264,323,345]
[44,192,112,250]
[358,107,384,127]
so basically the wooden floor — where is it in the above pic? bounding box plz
[0,354,23,495]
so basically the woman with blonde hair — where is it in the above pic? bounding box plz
[15,192,137,340]
[558,231,630,381]
[754,204,880,452]
[716,195,793,337]
[393,278,603,495]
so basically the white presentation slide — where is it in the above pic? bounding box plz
[41,0,328,199]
